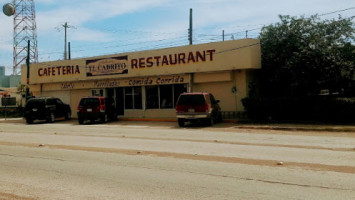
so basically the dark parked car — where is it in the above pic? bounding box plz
[24,97,72,124]
[77,96,116,124]
[175,92,222,127]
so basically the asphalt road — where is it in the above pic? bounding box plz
[0,119,354,200]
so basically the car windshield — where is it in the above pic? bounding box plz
[177,95,205,106]
[80,98,100,106]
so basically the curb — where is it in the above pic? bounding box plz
[232,125,355,133]
[1,117,354,132]
[0,117,23,121]
[119,118,240,124]
[119,118,177,122]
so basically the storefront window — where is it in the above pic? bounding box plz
[92,89,104,96]
[124,87,142,109]
[160,85,173,109]
[146,86,159,109]
[125,88,133,109]
[174,84,187,107]
[134,87,142,109]
[146,84,187,109]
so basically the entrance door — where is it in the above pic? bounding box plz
[106,88,114,99]
[115,88,124,116]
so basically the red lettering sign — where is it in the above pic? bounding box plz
[129,49,215,70]
[38,65,81,77]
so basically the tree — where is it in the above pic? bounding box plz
[259,15,355,97]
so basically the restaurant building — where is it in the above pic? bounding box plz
[21,39,261,120]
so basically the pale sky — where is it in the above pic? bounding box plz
[0,0,354,75]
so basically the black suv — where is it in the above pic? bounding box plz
[77,96,116,124]
[175,92,222,127]
[24,97,72,124]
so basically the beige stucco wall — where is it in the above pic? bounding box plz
[124,110,145,118]
[192,72,247,112]
[193,81,235,110]
[141,109,176,119]
[41,90,70,104]
[21,39,261,119]
[191,70,248,112]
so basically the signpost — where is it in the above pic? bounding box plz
[1,96,17,120]
[2,96,8,120]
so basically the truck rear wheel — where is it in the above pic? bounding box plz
[26,118,33,124]
[47,112,55,123]
[65,111,71,120]
[101,114,108,123]
[78,117,84,124]
[178,118,185,127]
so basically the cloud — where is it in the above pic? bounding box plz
[0,13,14,69]
[88,0,172,19]
[154,0,355,35]
[0,15,13,43]
[2,0,354,67]
[0,42,12,51]
[34,0,56,4]
[35,0,175,46]
[71,27,114,43]
[36,0,172,30]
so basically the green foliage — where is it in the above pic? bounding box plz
[0,107,23,118]
[242,97,355,123]
[243,15,355,123]
[259,15,355,97]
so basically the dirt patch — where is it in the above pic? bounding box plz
[0,191,36,200]
[45,144,355,174]
[1,141,354,174]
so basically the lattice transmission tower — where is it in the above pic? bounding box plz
[12,0,38,75]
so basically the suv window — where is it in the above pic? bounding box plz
[80,98,100,106]
[205,94,211,104]
[46,98,56,105]
[177,94,206,106]
[56,99,63,105]
[209,94,216,104]
[26,99,45,108]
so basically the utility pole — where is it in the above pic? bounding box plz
[68,42,71,60]
[60,22,75,60]
[26,40,30,84]
[188,8,193,45]
[246,30,248,38]
[64,22,68,60]
[222,30,225,41]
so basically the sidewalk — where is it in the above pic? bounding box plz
[118,118,355,132]
[0,117,23,121]
[233,123,355,133]
[1,117,355,133]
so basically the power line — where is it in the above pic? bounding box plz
[37,36,189,62]
[39,36,187,56]
[319,7,355,17]
[21,6,355,63]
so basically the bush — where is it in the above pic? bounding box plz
[242,97,355,123]
[0,107,24,118]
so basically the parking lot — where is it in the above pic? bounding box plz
[0,118,354,199]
